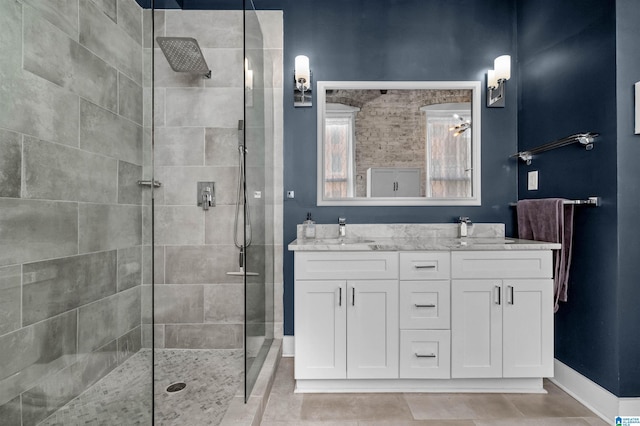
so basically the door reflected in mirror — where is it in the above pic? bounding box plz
[317,81,481,206]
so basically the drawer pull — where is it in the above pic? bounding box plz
[495,285,501,305]
[414,265,436,269]
[352,287,355,306]
[415,353,437,358]
[338,288,342,306]
[414,303,436,308]
[508,285,514,305]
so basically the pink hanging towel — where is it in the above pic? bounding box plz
[517,198,574,312]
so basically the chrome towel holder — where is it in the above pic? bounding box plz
[511,132,599,165]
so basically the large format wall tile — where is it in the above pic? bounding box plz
[21,340,118,426]
[154,127,205,166]
[118,73,143,124]
[77,287,140,353]
[22,252,117,325]
[154,206,204,246]
[203,49,243,88]
[117,160,142,205]
[24,7,118,112]
[79,0,142,84]
[165,88,243,128]
[79,204,141,253]
[0,128,21,198]
[205,127,239,167]
[23,0,79,40]
[80,99,143,165]
[155,285,203,324]
[204,204,236,245]
[164,245,239,284]
[0,266,21,336]
[0,311,77,406]
[0,199,78,267]
[164,323,242,349]
[0,73,80,147]
[117,0,142,46]
[203,285,243,323]
[165,10,242,48]
[117,246,142,292]
[23,136,118,203]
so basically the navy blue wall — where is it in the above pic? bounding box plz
[517,0,640,397]
[278,0,518,335]
[615,0,640,397]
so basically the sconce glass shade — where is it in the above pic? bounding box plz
[487,69,498,89]
[295,55,310,89]
[494,55,511,81]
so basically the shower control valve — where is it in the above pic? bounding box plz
[197,182,216,210]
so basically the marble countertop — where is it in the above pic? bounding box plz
[288,236,560,251]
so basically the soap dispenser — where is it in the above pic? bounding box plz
[304,212,316,239]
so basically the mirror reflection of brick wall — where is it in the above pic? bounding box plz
[326,89,471,197]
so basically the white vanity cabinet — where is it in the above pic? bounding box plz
[451,251,554,379]
[294,252,399,380]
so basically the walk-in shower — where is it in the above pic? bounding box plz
[0,0,281,424]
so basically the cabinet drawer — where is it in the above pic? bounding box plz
[400,330,451,379]
[451,251,553,279]
[400,252,450,280]
[400,281,450,329]
[295,252,398,280]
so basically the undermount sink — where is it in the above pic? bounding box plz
[314,237,376,245]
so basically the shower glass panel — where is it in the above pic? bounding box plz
[244,1,275,401]
[0,0,153,424]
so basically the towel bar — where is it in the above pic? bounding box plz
[511,132,599,165]
[510,197,600,207]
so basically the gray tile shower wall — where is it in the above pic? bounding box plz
[0,0,144,423]
[147,9,284,350]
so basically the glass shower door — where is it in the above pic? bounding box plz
[243,1,275,400]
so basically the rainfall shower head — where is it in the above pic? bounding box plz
[156,37,211,79]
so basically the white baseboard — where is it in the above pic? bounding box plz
[282,335,294,357]
[552,359,640,422]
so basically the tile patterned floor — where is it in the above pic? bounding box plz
[261,358,611,426]
[38,349,243,426]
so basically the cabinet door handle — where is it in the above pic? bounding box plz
[414,264,436,269]
[495,285,501,305]
[338,288,342,306]
[352,287,355,306]
[414,303,436,308]
[508,285,514,305]
[415,353,437,358]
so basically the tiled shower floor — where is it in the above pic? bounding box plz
[38,349,243,426]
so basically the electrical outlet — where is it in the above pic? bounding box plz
[286,190,295,199]
[528,171,539,191]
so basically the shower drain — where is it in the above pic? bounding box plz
[166,382,187,393]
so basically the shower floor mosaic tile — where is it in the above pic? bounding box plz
[38,349,243,426]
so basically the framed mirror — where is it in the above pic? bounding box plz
[317,81,481,206]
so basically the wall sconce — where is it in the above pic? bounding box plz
[294,55,312,107]
[487,55,511,107]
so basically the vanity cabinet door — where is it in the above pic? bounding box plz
[347,280,399,379]
[294,280,347,380]
[502,279,554,378]
[451,279,503,378]
[451,278,554,379]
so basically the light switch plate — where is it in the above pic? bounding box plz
[528,171,538,191]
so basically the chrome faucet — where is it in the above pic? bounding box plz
[338,217,347,237]
[458,216,471,237]
[202,187,213,211]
